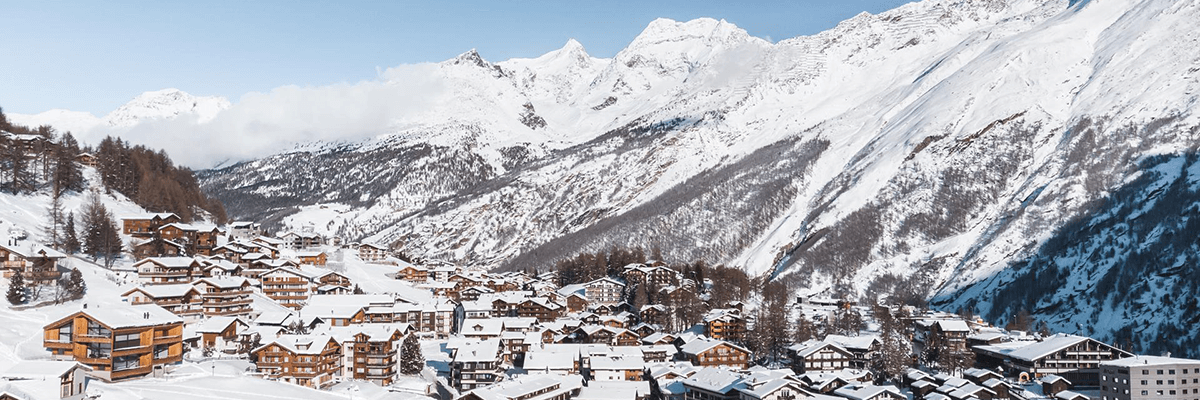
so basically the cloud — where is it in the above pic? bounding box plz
[87,62,448,169]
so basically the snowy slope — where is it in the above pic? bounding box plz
[187,0,1200,356]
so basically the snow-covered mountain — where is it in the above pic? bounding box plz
[9,88,230,133]
[197,0,1200,355]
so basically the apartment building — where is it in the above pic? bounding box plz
[192,277,255,317]
[451,339,503,391]
[252,334,342,388]
[133,257,204,285]
[120,284,204,321]
[357,243,389,262]
[680,337,751,369]
[583,277,626,306]
[42,304,184,381]
[321,325,408,387]
[1099,356,1200,400]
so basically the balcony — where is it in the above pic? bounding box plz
[203,290,252,298]
[111,365,153,380]
[153,335,182,345]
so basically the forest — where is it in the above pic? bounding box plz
[0,107,227,223]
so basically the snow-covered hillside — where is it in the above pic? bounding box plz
[28,0,1200,355]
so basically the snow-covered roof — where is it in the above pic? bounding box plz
[936,320,971,332]
[681,337,748,356]
[195,316,247,334]
[1101,355,1200,368]
[577,381,652,400]
[590,355,644,371]
[255,334,338,355]
[123,212,179,221]
[1,360,89,379]
[454,339,501,362]
[62,303,182,329]
[1039,374,1071,385]
[134,256,200,268]
[253,311,294,326]
[833,384,903,400]
[122,284,198,299]
[1008,334,1092,362]
[523,351,576,370]
[195,276,250,289]
[0,241,67,259]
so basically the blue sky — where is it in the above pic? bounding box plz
[1,0,912,115]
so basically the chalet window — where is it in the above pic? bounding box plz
[1160,370,1165,375]
[1142,380,1148,385]
[1170,380,1176,385]
[1172,370,1177,375]
[1158,380,1164,385]
[154,345,170,359]
[114,355,140,371]
[86,321,111,337]
[57,324,71,342]
[86,342,111,359]
[1144,370,1150,375]
[114,333,141,349]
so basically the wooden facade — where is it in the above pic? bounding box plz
[42,306,185,382]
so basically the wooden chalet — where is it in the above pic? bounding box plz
[43,304,185,382]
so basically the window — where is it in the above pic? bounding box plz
[1172,370,1177,375]
[86,342,111,359]
[1144,370,1150,375]
[114,333,141,349]
[154,345,170,359]
[114,355,140,371]
[1141,391,1148,395]
[1142,380,1149,385]
[1160,370,1165,375]
[1158,380,1164,385]
[57,324,72,342]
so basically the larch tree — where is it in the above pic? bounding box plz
[62,212,81,254]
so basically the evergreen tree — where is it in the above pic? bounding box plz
[65,268,86,299]
[81,192,122,267]
[7,270,26,305]
[2,141,34,194]
[794,314,817,344]
[62,212,81,254]
[399,333,425,375]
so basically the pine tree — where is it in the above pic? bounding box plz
[870,306,912,383]
[62,212,81,254]
[81,192,123,267]
[399,333,425,375]
[7,270,27,305]
[65,268,86,299]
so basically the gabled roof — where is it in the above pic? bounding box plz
[123,213,179,221]
[254,334,339,355]
[195,316,248,334]
[47,304,182,330]
[195,276,250,290]
[0,241,68,260]
[681,367,744,395]
[1009,334,1095,362]
[681,337,749,356]
[122,284,199,299]
[833,385,904,400]
[358,242,388,251]
[134,256,201,269]
[1,360,90,380]
[454,339,502,362]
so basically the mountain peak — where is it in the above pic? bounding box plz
[450,49,491,68]
[632,17,748,47]
[104,88,229,127]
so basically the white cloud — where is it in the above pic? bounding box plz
[85,62,448,168]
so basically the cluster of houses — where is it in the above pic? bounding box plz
[10,213,1200,400]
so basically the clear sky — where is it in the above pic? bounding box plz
[1,0,912,115]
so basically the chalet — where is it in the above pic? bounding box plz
[252,334,342,388]
[43,304,185,381]
[457,375,583,400]
[227,221,261,242]
[963,368,1003,386]
[632,322,659,338]
[642,333,677,346]
[947,383,997,400]
[461,319,505,340]
[294,251,327,266]
[451,339,503,391]
[640,304,668,327]
[680,368,744,400]
[459,286,495,302]
[1040,375,1071,396]
[395,263,429,282]
[789,341,853,373]
[200,259,243,278]
[192,277,254,317]
[680,337,751,368]
[583,277,626,306]
[621,263,679,288]
[833,385,906,400]
[320,324,408,386]
[590,355,644,381]
[158,223,222,256]
[212,243,248,263]
[0,360,92,400]
[259,266,352,309]
[121,213,180,237]
[738,378,816,400]
[0,240,66,284]
[196,316,252,352]
[641,344,678,362]
[524,351,579,375]
[75,152,97,167]
[120,284,204,321]
[566,293,589,313]
[704,309,747,343]
[131,238,185,259]
[517,298,563,322]
[825,334,881,369]
[358,243,389,262]
[279,231,323,249]
[133,257,204,285]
